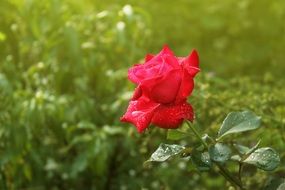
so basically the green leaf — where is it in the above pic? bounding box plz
[71,152,89,177]
[191,149,212,172]
[277,183,285,190]
[231,155,241,161]
[243,147,280,171]
[245,140,261,155]
[209,143,232,163]
[217,111,261,140]
[202,134,214,144]
[234,140,261,155]
[263,177,285,190]
[145,144,185,163]
[167,129,190,140]
[234,144,250,155]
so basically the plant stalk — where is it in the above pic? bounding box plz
[185,121,244,189]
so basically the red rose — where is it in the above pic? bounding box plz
[121,45,200,133]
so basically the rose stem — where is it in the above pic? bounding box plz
[185,120,244,189]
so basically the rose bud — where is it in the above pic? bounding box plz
[121,45,200,133]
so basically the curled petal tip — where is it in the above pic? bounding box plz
[191,49,198,55]
[188,49,199,67]
[131,86,142,100]
[161,44,174,55]
[120,99,159,133]
[163,44,170,49]
[145,54,154,62]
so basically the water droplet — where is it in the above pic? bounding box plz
[131,111,142,117]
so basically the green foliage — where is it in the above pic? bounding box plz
[243,147,280,171]
[0,0,151,189]
[148,111,281,189]
[0,0,285,189]
[145,144,185,163]
[234,140,260,155]
[167,127,191,140]
[217,111,261,140]
[209,143,231,163]
[264,177,285,190]
[190,149,212,172]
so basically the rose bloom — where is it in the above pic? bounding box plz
[120,45,200,133]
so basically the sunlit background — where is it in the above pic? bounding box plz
[0,0,285,189]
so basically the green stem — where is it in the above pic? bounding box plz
[238,163,243,183]
[185,121,244,189]
[217,163,244,189]
[217,168,239,188]
[185,121,208,148]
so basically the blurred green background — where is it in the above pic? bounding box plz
[0,0,285,189]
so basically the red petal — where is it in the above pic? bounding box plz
[188,50,199,68]
[145,54,155,62]
[151,102,194,129]
[181,50,200,77]
[175,69,194,103]
[160,45,174,56]
[120,97,160,133]
[131,85,142,100]
[148,70,182,104]
[128,64,143,84]
[128,60,162,84]
[162,54,180,69]
[128,46,179,84]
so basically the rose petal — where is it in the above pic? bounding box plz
[151,102,194,129]
[128,45,179,84]
[131,85,142,100]
[161,54,180,69]
[120,97,160,133]
[149,70,182,104]
[128,64,143,84]
[128,63,161,84]
[160,45,174,56]
[180,50,200,77]
[175,69,194,103]
[145,54,154,62]
[188,49,199,67]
